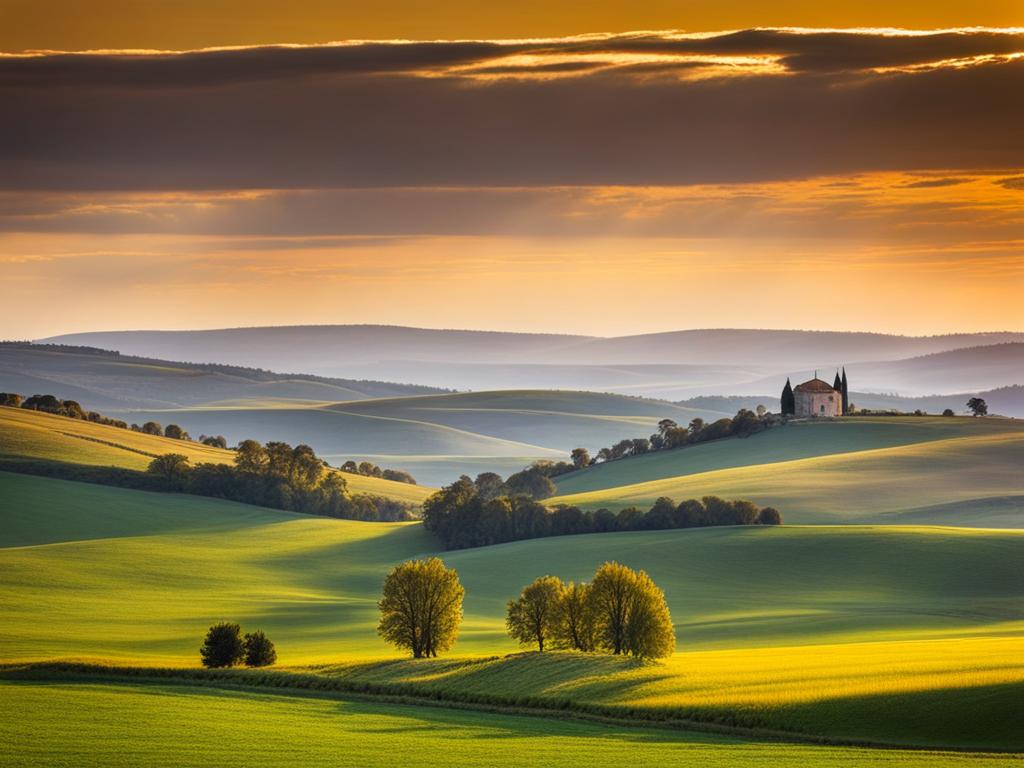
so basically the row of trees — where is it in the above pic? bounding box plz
[507,564,674,658]
[199,623,276,668]
[147,440,417,522]
[339,460,417,485]
[3,392,129,429]
[377,559,676,661]
[423,474,781,550]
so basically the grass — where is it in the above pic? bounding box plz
[6,678,1013,768]
[0,406,435,504]
[550,418,1024,525]
[2,471,1024,749]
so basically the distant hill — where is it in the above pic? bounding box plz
[0,343,446,410]
[41,325,1024,397]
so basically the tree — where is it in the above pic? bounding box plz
[570,447,591,469]
[243,630,277,667]
[200,622,245,668]
[730,409,761,437]
[378,558,464,658]
[235,439,268,473]
[141,421,163,436]
[0,392,23,407]
[506,575,565,651]
[201,435,228,448]
[758,507,783,525]
[840,367,850,415]
[473,472,508,501]
[147,453,191,489]
[781,378,795,416]
[643,496,677,529]
[657,419,677,438]
[505,466,556,500]
[756,404,767,418]
[587,562,675,658]
[967,397,988,417]
[382,468,417,484]
[164,424,189,440]
[942,408,955,417]
[554,581,595,651]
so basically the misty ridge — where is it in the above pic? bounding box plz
[38,325,1024,400]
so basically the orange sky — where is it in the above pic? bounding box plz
[0,18,1022,337]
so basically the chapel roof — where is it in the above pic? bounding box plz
[794,377,837,393]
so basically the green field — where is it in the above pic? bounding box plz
[550,417,1024,526]
[0,406,435,505]
[2,470,1023,749]
[5,677,1014,768]
[106,390,720,485]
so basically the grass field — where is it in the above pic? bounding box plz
[106,390,721,485]
[2,471,1023,749]
[550,417,1024,526]
[5,678,1014,768]
[0,406,435,504]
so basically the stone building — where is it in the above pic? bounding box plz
[781,369,849,417]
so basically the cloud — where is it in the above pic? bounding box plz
[997,176,1024,190]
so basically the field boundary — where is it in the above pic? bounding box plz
[2,661,1021,756]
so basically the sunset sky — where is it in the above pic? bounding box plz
[1,2,1023,338]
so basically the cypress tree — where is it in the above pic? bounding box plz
[833,371,842,392]
[841,367,849,415]
[781,378,795,416]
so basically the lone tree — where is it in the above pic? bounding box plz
[506,575,565,652]
[378,558,464,658]
[588,562,675,659]
[200,622,245,668]
[967,397,988,417]
[243,630,277,667]
[780,378,795,416]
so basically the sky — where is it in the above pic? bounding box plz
[2,2,1023,338]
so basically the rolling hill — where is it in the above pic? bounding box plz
[549,417,1024,526]
[99,391,718,485]
[0,343,444,411]
[2,471,1023,750]
[0,406,434,506]
[40,325,1024,398]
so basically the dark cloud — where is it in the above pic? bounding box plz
[1,31,1023,191]
[900,177,972,188]
[997,176,1024,190]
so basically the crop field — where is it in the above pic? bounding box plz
[0,407,434,504]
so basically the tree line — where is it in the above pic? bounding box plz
[424,473,781,550]
[378,558,675,661]
[339,460,417,485]
[3,392,129,429]
[147,441,417,522]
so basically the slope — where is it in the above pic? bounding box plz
[0,406,434,505]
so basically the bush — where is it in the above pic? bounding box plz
[243,630,277,667]
[199,622,245,668]
[942,408,955,417]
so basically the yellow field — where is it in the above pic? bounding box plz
[0,406,435,504]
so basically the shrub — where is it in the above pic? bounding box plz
[243,630,277,667]
[199,622,245,668]
[942,408,955,417]
[758,506,783,525]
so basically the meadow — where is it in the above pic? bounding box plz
[2,466,1023,749]
[4,677,1016,768]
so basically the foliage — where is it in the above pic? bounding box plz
[424,475,779,549]
[199,622,245,668]
[589,562,675,659]
[378,558,465,658]
[146,453,191,490]
[243,630,277,667]
[340,460,417,485]
[967,397,988,417]
[781,378,796,416]
[506,576,565,651]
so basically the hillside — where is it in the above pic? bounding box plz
[549,417,1024,526]
[2,472,1023,750]
[40,326,1024,398]
[0,406,434,505]
[0,343,444,411]
[100,390,718,485]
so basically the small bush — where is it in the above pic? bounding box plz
[200,622,245,668]
[244,630,277,667]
